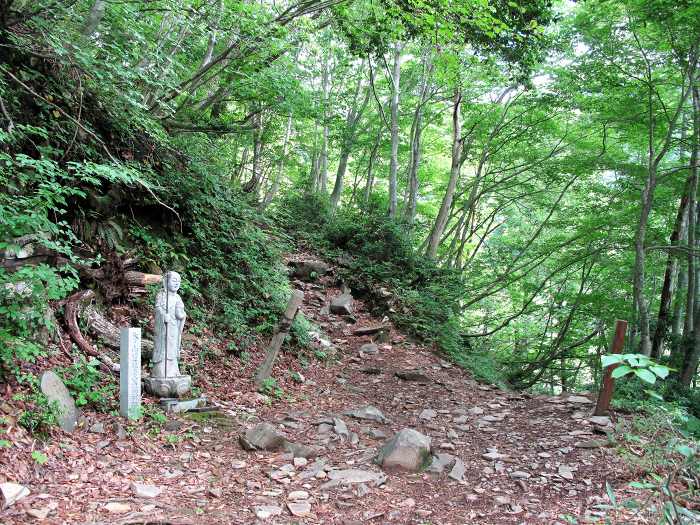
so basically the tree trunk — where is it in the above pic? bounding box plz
[83,0,106,37]
[261,114,293,210]
[243,110,264,193]
[405,49,432,224]
[680,85,700,385]
[388,43,402,218]
[329,65,370,210]
[364,128,383,203]
[319,57,330,194]
[650,190,690,358]
[426,89,462,259]
[330,147,350,209]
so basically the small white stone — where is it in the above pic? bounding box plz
[0,483,30,508]
[293,457,308,468]
[288,490,309,500]
[255,505,282,520]
[287,501,311,517]
[132,483,161,499]
[105,502,131,514]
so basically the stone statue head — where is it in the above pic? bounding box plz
[164,271,181,293]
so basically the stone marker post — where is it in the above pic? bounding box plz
[255,290,304,388]
[120,327,142,419]
[594,319,627,417]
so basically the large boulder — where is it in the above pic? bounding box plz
[330,293,353,315]
[375,428,432,471]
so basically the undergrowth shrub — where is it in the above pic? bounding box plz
[58,355,116,411]
[274,191,467,359]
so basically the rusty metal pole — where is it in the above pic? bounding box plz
[593,319,628,416]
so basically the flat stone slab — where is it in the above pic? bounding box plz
[326,469,386,484]
[427,453,455,474]
[448,458,466,481]
[345,405,388,423]
[132,483,161,498]
[290,260,330,280]
[359,343,379,355]
[40,370,78,433]
[566,395,593,404]
[353,325,389,336]
[287,501,312,517]
[395,370,430,383]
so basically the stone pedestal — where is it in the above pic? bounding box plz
[119,328,142,419]
[144,375,191,398]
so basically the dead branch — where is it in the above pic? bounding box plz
[64,290,119,373]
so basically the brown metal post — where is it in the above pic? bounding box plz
[593,319,628,416]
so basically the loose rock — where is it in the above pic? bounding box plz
[239,422,287,451]
[132,483,161,499]
[345,405,388,423]
[1,483,29,508]
[376,428,432,471]
[287,501,312,517]
[40,370,79,433]
[330,294,353,315]
[448,458,466,481]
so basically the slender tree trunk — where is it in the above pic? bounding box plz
[261,114,293,210]
[426,89,462,259]
[200,0,222,69]
[319,57,330,194]
[388,43,402,218]
[651,190,690,358]
[330,65,370,210]
[671,262,687,344]
[680,85,700,384]
[243,110,264,193]
[364,129,382,203]
[330,147,350,209]
[83,0,106,37]
[405,50,432,224]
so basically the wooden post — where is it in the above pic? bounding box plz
[594,319,628,416]
[254,290,305,388]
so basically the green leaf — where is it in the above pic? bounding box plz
[649,365,669,379]
[644,389,663,401]
[605,481,617,508]
[31,450,48,464]
[634,368,656,384]
[601,354,624,367]
[675,444,695,458]
[611,365,632,378]
[629,481,656,489]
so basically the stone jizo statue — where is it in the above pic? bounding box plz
[145,271,191,397]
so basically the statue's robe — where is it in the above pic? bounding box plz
[152,290,186,378]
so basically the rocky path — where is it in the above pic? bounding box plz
[0,256,632,524]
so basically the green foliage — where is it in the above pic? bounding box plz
[258,377,284,398]
[58,356,116,410]
[602,354,671,385]
[145,405,167,426]
[277,192,464,357]
[31,450,48,465]
[15,388,58,434]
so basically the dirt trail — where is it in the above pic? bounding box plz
[0,257,630,524]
